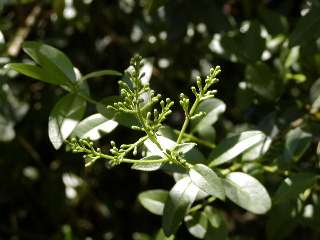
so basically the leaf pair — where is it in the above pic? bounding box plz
[5,42,121,149]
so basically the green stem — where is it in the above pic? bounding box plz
[123,135,149,156]
[177,97,200,144]
[98,152,168,164]
[173,129,215,149]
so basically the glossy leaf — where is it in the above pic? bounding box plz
[23,41,76,84]
[48,94,86,149]
[209,131,266,167]
[80,69,122,81]
[5,63,45,82]
[273,173,316,204]
[173,143,196,154]
[144,135,175,157]
[189,164,225,200]
[72,113,118,140]
[191,98,226,132]
[138,189,168,216]
[224,172,271,214]
[162,177,199,237]
[131,155,163,171]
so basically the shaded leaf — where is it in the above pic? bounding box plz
[259,7,288,35]
[204,206,228,240]
[224,172,271,214]
[289,6,320,47]
[162,177,199,236]
[281,127,312,163]
[246,62,283,100]
[273,173,316,204]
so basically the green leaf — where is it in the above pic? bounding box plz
[189,164,225,200]
[5,63,45,82]
[185,211,208,239]
[144,135,175,157]
[162,177,199,237]
[209,131,266,167]
[138,189,168,216]
[48,94,86,149]
[71,113,118,141]
[259,7,288,36]
[191,98,226,132]
[204,206,228,240]
[145,0,168,13]
[289,6,320,47]
[80,70,122,81]
[173,143,197,154]
[132,232,151,240]
[281,127,312,163]
[219,21,265,63]
[266,202,297,240]
[245,62,283,101]
[132,155,163,171]
[273,173,316,204]
[223,172,271,214]
[242,136,272,161]
[22,41,76,86]
[154,229,174,240]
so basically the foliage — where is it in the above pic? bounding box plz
[1,0,320,239]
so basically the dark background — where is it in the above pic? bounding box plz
[0,0,320,239]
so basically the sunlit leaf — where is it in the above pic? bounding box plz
[49,94,86,149]
[224,172,271,214]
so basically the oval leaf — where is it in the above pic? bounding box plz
[223,172,271,214]
[189,164,225,200]
[162,177,199,237]
[209,131,266,167]
[138,189,168,216]
[281,127,312,163]
[191,98,226,132]
[72,113,118,141]
[48,94,86,149]
[132,155,164,171]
